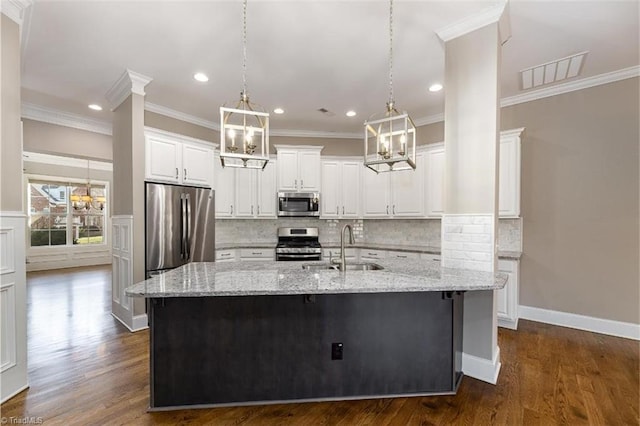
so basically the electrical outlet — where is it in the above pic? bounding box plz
[331,342,343,360]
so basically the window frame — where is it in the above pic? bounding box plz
[26,174,110,249]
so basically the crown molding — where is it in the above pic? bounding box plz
[23,151,113,171]
[144,126,218,149]
[21,102,112,136]
[500,65,640,108]
[271,128,360,139]
[414,113,445,128]
[1,0,32,25]
[105,69,153,111]
[145,102,219,131]
[436,1,508,43]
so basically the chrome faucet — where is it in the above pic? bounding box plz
[336,224,354,271]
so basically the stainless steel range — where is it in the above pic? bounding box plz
[275,227,322,261]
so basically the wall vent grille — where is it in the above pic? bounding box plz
[520,51,588,90]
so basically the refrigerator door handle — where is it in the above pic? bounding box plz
[180,194,187,259]
[185,193,191,260]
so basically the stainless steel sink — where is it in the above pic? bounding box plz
[302,263,384,271]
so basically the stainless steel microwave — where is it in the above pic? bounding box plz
[277,192,320,217]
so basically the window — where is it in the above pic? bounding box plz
[28,180,108,247]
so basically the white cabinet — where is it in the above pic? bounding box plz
[362,152,424,218]
[497,259,519,330]
[275,146,322,191]
[234,161,277,218]
[239,248,274,262]
[499,128,523,218]
[214,153,236,218]
[145,129,215,188]
[216,249,237,262]
[321,160,360,218]
[359,249,386,262]
[424,144,445,218]
[216,157,277,219]
[390,152,425,217]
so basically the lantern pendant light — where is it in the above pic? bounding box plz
[219,0,270,170]
[364,0,416,173]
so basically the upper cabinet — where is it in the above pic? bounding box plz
[362,152,425,218]
[499,128,524,218]
[321,159,361,218]
[145,129,215,188]
[275,146,322,192]
[215,153,277,219]
[424,143,445,218]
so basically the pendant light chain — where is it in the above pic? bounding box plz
[388,0,394,107]
[242,0,248,98]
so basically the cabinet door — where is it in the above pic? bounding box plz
[145,136,181,183]
[182,143,214,187]
[425,146,445,218]
[321,161,340,217]
[391,152,425,217]
[235,168,256,217]
[341,161,361,217]
[362,168,390,217]
[497,259,519,330]
[499,136,520,218]
[276,150,299,191]
[214,156,236,218]
[257,161,277,217]
[298,151,321,191]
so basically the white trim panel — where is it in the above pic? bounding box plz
[519,305,640,341]
[111,215,136,330]
[0,283,17,372]
[462,346,501,385]
[0,0,33,26]
[435,2,507,42]
[0,227,16,275]
[23,151,113,170]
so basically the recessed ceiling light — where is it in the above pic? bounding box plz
[428,83,443,92]
[193,72,209,82]
[346,110,357,117]
[88,104,103,111]
[273,108,284,114]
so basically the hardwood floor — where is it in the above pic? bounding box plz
[1,265,638,425]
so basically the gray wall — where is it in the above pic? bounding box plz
[22,119,113,161]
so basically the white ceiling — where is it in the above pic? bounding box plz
[20,0,640,136]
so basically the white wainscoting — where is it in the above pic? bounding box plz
[111,215,147,332]
[26,246,111,272]
[0,212,29,403]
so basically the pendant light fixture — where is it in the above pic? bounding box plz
[70,160,105,211]
[364,0,416,173]
[220,0,270,169]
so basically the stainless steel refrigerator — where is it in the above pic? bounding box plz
[145,182,215,277]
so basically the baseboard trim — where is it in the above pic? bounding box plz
[498,317,519,330]
[111,312,148,333]
[519,305,640,341]
[1,383,29,404]
[462,346,501,385]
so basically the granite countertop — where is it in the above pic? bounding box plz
[126,258,508,298]
[219,241,522,260]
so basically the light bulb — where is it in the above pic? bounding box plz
[228,129,236,138]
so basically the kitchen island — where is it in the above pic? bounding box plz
[126,259,507,410]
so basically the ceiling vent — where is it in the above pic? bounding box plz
[317,108,336,117]
[520,51,588,90]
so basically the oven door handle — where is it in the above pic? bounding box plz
[276,253,322,259]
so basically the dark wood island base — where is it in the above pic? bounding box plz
[148,291,464,410]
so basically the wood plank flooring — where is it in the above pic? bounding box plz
[1,265,638,425]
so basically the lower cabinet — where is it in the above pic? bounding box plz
[215,249,237,262]
[497,259,519,330]
[239,248,274,262]
[322,248,358,262]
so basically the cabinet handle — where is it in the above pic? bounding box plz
[251,205,254,215]
[257,205,260,215]
[336,206,339,215]
[294,179,297,189]
[252,252,262,255]
[221,253,230,257]
[230,205,233,214]
[393,205,396,215]
[175,168,179,179]
[397,255,407,258]
[184,168,187,179]
[342,206,345,215]
[386,205,389,215]
[301,179,304,188]
[368,252,376,256]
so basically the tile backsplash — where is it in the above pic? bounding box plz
[216,217,522,250]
